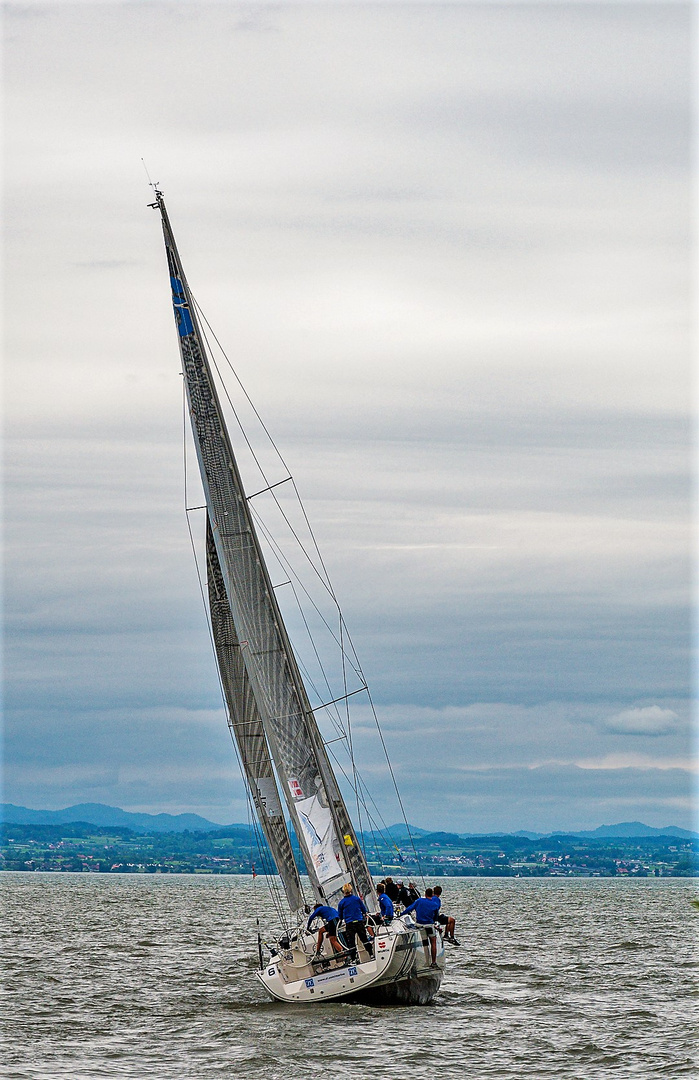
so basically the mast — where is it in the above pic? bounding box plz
[152,190,376,910]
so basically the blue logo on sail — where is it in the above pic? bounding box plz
[170,275,194,337]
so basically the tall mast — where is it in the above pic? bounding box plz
[152,191,376,909]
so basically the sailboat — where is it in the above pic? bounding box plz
[151,190,445,1005]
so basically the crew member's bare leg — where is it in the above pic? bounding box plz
[328,934,343,954]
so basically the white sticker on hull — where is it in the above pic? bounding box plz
[314,965,358,986]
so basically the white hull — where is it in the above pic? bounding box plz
[256,917,444,1005]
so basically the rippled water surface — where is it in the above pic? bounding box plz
[2,874,696,1078]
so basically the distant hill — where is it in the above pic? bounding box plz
[566,821,699,840]
[0,803,241,834]
[2,804,696,840]
[383,824,431,839]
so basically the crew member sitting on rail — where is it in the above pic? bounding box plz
[337,883,374,960]
[306,902,344,957]
[402,887,440,967]
[375,882,394,924]
[432,885,461,945]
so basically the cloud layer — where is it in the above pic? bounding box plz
[4,3,694,830]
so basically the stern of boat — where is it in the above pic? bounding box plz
[256,917,444,1005]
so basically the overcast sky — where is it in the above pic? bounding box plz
[4,1,694,832]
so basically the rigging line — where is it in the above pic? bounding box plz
[339,613,364,858]
[244,548,344,743]
[324,744,396,865]
[289,475,339,598]
[272,572,391,852]
[191,293,339,603]
[191,296,278,492]
[313,602,417,869]
[308,686,369,714]
[247,477,293,501]
[248,504,345,656]
[327,729,400,867]
[248,503,363,683]
[246,801,288,929]
[245,490,369,708]
[286,645,348,746]
[364,685,426,887]
[182,378,190,513]
[280,571,341,720]
[274,557,353,737]
[354,776,406,869]
[191,296,291,478]
[283,577,352,742]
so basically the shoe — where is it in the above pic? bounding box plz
[430,961,439,969]
[450,937,462,947]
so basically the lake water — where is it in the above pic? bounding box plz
[2,874,696,1079]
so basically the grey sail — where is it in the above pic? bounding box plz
[206,517,304,911]
[154,191,376,910]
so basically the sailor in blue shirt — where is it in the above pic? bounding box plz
[402,887,440,967]
[337,883,374,960]
[403,891,439,925]
[375,882,394,923]
[306,902,343,956]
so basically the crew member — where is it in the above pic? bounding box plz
[397,881,419,906]
[383,877,400,903]
[375,882,394,924]
[405,881,420,905]
[403,887,440,967]
[337,883,374,961]
[432,885,460,945]
[306,902,343,956]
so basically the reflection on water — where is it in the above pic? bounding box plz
[2,874,696,1079]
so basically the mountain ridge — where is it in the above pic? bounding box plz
[3,804,696,839]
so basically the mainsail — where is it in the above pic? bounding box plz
[153,191,376,911]
[206,518,304,911]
